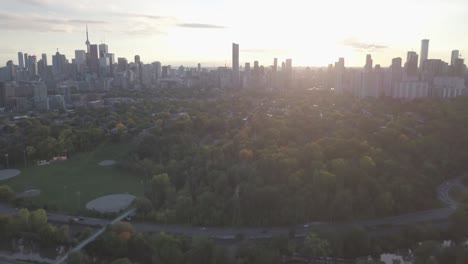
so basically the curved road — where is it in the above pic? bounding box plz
[0,177,465,242]
[437,176,467,209]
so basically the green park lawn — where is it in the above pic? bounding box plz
[4,143,144,213]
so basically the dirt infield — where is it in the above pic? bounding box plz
[98,160,117,166]
[16,189,41,198]
[85,194,136,213]
[0,169,21,180]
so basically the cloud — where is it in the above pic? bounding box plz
[115,13,176,23]
[16,0,50,6]
[123,28,167,36]
[339,38,388,52]
[0,12,107,32]
[68,19,108,24]
[242,48,288,54]
[177,23,226,29]
[123,13,170,20]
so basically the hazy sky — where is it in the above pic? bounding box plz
[1,0,467,67]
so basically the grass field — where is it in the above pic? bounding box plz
[4,142,144,213]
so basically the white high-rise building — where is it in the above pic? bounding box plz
[33,82,49,110]
[420,39,429,69]
[232,43,240,88]
[152,61,161,82]
[393,81,429,99]
[433,76,465,98]
[451,50,460,66]
[334,57,346,94]
[74,50,87,72]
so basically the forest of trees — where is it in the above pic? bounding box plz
[2,87,468,262]
[2,88,468,226]
[125,90,468,226]
[0,208,75,249]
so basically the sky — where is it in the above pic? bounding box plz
[0,0,467,67]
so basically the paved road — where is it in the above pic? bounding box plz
[437,176,466,209]
[0,177,465,246]
[54,208,136,264]
[129,207,455,240]
[0,258,22,264]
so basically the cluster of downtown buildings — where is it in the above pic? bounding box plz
[331,39,467,99]
[0,30,466,112]
[0,27,296,112]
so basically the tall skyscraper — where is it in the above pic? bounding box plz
[134,55,143,85]
[451,50,460,66]
[28,55,38,79]
[405,51,419,77]
[153,61,162,81]
[420,39,429,69]
[364,54,373,72]
[75,50,87,73]
[391,57,402,71]
[197,63,201,72]
[117,58,128,72]
[98,44,108,58]
[253,61,259,76]
[52,50,68,78]
[334,57,346,94]
[390,57,403,96]
[273,58,278,72]
[232,43,240,88]
[24,53,28,70]
[88,44,99,75]
[106,53,115,76]
[5,61,16,81]
[244,62,251,76]
[286,59,292,71]
[360,55,375,98]
[38,56,48,80]
[33,83,49,111]
[18,52,24,69]
[41,53,47,67]
[285,59,293,88]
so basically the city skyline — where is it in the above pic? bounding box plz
[1,0,468,67]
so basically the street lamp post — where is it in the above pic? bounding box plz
[63,186,67,208]
[77,191,81,210]
[4,154,8,169]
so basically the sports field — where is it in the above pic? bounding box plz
[4,143,143,212]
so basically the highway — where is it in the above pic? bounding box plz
[54,208,136,264]
[0,176,464,263]
[0,258,23,264]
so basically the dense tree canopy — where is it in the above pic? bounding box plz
[3,88,468,227]
[121,90,468,226]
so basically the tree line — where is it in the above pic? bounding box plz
[125,90,468,226]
